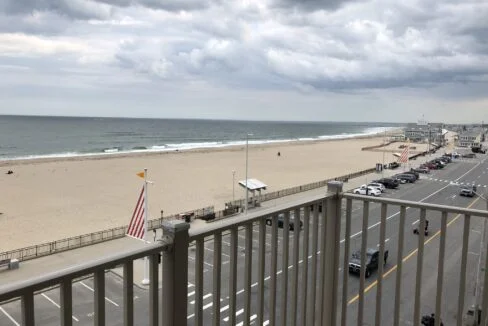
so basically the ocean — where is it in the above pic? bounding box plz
[0,115,404,161]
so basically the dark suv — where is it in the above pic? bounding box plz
[394,173,416,183]
[348,248,389,278]
[373,178,399,189]
[265,214,303,231]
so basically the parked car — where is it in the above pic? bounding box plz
[422,162,439,170]
[462,153,476,158]
[403,170,419,180]
[440,155,452,163]
[265,214,303,231]
[372,178,399,189]
[412,167,430,174]
[353,186,381,196]
[437,157,450,164]
[366,182,385,192]
[393,174,416,183]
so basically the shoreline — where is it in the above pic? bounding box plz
[0,134,403,250]
[0,128,403,167]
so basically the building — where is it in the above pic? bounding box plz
[457,129,483,147]
[404,123,444,144]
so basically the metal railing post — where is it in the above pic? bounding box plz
[162,220,190,326]
[322,181,343,326]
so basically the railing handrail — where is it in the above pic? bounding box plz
[0,242,169,301]
[189,192,335,240]
[344,193,488,217]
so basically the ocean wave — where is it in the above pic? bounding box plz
[1,127,400,161]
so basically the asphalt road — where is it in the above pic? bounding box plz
[1,156,488,326]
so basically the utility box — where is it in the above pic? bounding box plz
[8,259,19,270]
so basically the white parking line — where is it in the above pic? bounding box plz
[204,246,231,258]
[41,293,80,322]
[237,314,257,326]
[188,255,213,268]
[79,281,119,307]
[223,308,244,322]
[0,306,20,326]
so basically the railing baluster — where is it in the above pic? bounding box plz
[257,219,266,325]
[123,260,134,326]
[229,227,238,326]
[94,269,106,326]
[244,223,253,326]
[21,291,35,326]
[322,181,342,326]
[162,220,190,326]
[212,232,222,326]
[60,278,73,326]
[318,200,328,325]
[195,238,204,326]
[435,211,447,326]
[481,222,488,325]
[280,211,290,326]
[270,214,279,325]
[457,214,471,326]
[414,209,427,326]
[341,199,352,326]
[308,204,319,324]
[149,254,159,326]
[300,206,311,326]
[375,203,387,326]
[290,208,301,325]
[394,206,406,326]
[358,200,369,326]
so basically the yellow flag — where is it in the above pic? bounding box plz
[136,171,145,179]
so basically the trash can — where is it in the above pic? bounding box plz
[376,163,383,172]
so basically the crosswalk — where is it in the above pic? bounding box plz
[423,177,487,188]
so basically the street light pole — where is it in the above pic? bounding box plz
[245,134,253,214]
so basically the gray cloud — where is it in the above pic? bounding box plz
[1,0,112,20]
[1,0,488,121]
[270,0,359,12]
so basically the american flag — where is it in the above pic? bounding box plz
[398,146,409,163]
[127,186,146,239]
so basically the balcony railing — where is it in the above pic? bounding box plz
[1,181,488,325]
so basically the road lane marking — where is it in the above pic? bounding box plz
[347,196,481,305]
[79,281,119,307]
[41,293,80,322]
[0,307,20,326]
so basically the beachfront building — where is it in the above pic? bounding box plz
[404,123,444,144]
[457,129,484,147]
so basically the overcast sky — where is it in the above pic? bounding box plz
[0,0,487,123]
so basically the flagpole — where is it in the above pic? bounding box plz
[141,168,150,285]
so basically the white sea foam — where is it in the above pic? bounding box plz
[2,126,399,161]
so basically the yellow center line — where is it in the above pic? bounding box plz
[348,196,481,305]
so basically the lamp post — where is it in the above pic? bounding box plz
[232,170,236,202]
[245,133,253,214]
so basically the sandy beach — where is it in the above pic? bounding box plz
[1,136,404,251]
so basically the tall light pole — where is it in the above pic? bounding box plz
[232,170,236,202]
[245,133,253,214]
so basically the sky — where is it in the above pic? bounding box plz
[0,0,487,123]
